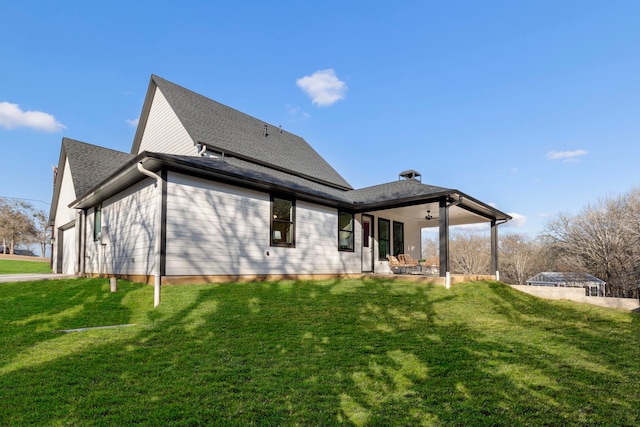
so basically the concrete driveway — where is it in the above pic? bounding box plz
[0,273,75,283]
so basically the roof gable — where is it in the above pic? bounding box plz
[134,86,197,156]
[131,75,352,190]
[49,156,77,225]
[63,138,135,197]
[49,138,134,223]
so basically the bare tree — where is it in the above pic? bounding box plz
[421,233,438,263]
[33,210,52,257]
[450,229,490,275]
[0,198,38,255]
[499,233,541,285]
[543,188,640,298]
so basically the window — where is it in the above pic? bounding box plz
[363,219,370,248]
[338,211,354,251]
[586,286,599,297]
[393,221,404,256]
[271,196,295,247]
[93,205,102,241]
[378,218,390,260]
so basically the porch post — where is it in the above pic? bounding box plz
[438,197,449,278]
[490,220,499,280]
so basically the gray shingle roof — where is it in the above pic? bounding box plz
[150,75,353,191]
[151,153,460,210]
[348,179,453,205]
[155,152,355,205]
[63,138,135,197]
[55,75,509,223]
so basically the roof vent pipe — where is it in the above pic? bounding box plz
[264,124,268,137]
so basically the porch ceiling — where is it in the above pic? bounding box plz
[372,202,497,227]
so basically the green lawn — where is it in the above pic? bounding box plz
[0,278,639,426]
[0,258,51,274]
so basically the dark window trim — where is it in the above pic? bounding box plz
[93,204,102,241]
[270,195,296,248]
[362,214,374,249]
[393,220,405,256]
[378,217,390,260]
[338,211,355,252]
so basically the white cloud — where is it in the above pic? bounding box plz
[126,117,140,127]
[504,212,527,227]
[0,101,66,132]
[296,69,347,107]
[545,149,588,162]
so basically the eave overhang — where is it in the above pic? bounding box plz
[353,192,511,226]
[69,152,511,227]
[69,152,358,211]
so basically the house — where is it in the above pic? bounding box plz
[526,272,606,297]
[49,75,511,305]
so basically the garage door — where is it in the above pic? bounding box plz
[57,226,76,275]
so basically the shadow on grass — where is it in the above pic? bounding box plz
[0,278,146,375]
[1,278,639,426]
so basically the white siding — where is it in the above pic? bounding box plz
[137,87,197,156]
[52,158,79,274]
[54,158,78,226]
[371,214,422,275]
[403,221,422,259]
[165,172,361,276]
[83,179,157,276]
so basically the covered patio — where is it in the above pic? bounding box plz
[353,170,512,285]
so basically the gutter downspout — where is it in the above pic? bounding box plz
[137,162,163,307]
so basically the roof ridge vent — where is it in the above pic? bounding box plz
[399,169,422,182]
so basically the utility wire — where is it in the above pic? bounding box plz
[0,196,50,205]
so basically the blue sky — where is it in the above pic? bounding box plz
[1,1,638,236]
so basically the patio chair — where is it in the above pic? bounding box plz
[398,254,421,274]
[387,255,405,274]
